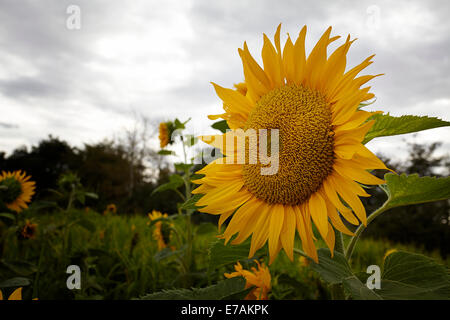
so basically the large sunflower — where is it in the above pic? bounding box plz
[0,171,36,213]
[193,25,390,263]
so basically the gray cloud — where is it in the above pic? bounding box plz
[0,0,449,158]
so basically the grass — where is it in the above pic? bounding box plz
[0,208,447,300]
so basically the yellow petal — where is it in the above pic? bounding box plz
[262,33,282,88]
[280,206,296,261]
[322,179,359,225]
[293,26,307,84]
[268,204,284,264]
[211,82,253,115]
[8,287,22,300]
[308,192,328,241]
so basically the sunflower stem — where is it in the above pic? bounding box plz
[293,247,309,258]
[33,237,46,299]
[334,229,345,254]
[345,201,390,260]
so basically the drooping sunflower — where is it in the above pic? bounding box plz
[103,203,117,215]
[0,171,35,213]
[193,25,391,263]
[148,210,173,251]
[224,260,271,300]
[159,122,170,148]
[20,219,38,240]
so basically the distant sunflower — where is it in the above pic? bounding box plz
[193,25,391,263]
[0,171,35,213]
[103,203,117,215]
[20,219,38,240]
[159,122,170,148]
[224,260,271,300]
[148,210,172,251]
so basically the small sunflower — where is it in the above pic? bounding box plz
[20,219,38,240]
[224,260,271,300]
[148,210,172,251]
[0,287,23,300]
[0,287,37,300]
[159,122,170,148]
[193,25,391,263]
[103,203,117,215]
[298,256,310,267]
[0,170,35,213]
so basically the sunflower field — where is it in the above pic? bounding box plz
[1,25,450,302]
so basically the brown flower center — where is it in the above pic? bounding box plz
[242,84,335,205]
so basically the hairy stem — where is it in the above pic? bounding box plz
[345,201,390,260]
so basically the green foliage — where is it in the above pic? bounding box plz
[174,163,194,172]
[151,174,184,195]
[363,113,450,144]
[309,249,352,285]
[0,277,31,288]
[211,120,229,133]
[310,249,450,300]
[0,213,16,221]
[382,173,450,209]
[158,150,175,155]
[140,277,248,300]
[378,251,450,299]
[179,194,204,210]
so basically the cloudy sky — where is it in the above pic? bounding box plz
[0,0,449,162]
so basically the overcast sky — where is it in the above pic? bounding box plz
[0,0,449,162]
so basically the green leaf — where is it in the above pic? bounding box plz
[151,174,184,195]
[84,192,98,199]
[376,251,450,300]
[311,249,450,300]
[0,260,37,276]
[0,277,31,288]
[383,173,450,209]
[211,120,229,133]
[174,163,194,172]
[195,222,217,235]
[363,113,450,144]
[75,192,85,205]
[179,194,205,211]
[183,135,198,147]
[154,246,186,262]
[190,173,204,182]
[76,218,96,233]
[309,249,353,285]
[139,277,247,300]
[308,249,379,299]
[208,238,267,271]
[158,150,175,156]
[342,276,382,300]
[0,212,16,221]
